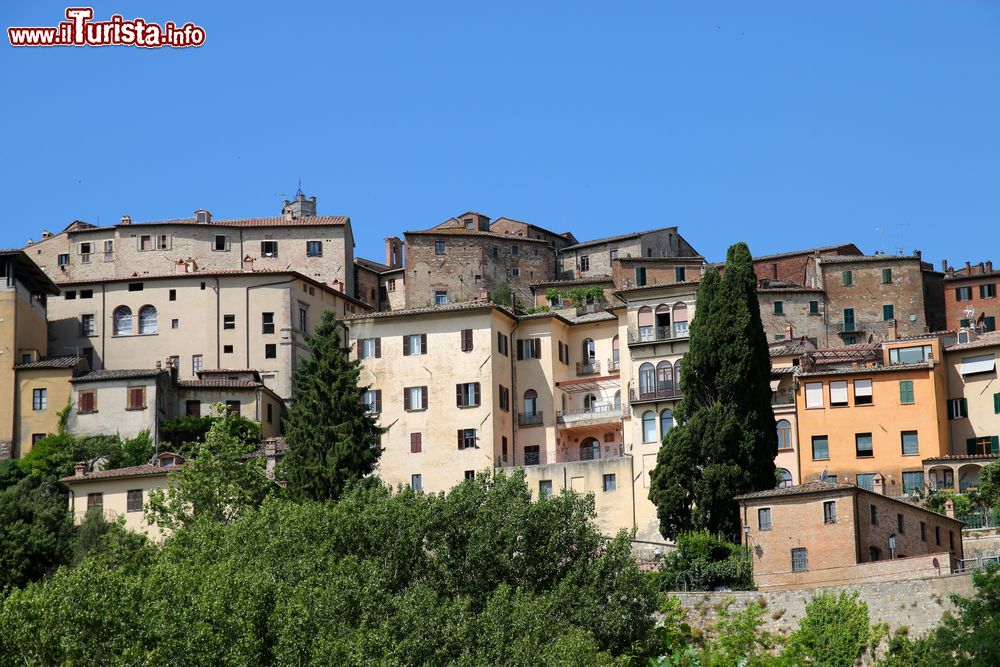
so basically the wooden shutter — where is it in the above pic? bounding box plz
[410,433,421,453]
[374,337,381,358]
[994,393,1000,414]
[517,340,524,360]
[456,384,464,407]
[473,382,480,406]
[421,386,428,409]
[967,438,977,455]
[356,341,362,359]
[534,338,541,359]
[457,429,465,450]
[421,334,427,353]
[374,390,382,413]
[404,388,411,411]
[992,436,1000,455]
[461,329,472,351]
[403,335,410,356]
[962,398,968,417]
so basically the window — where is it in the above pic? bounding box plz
[404,334,426,356]
[956,286,973,301]
[64,290,77,300]
[842,271,854,286]
[981,283,997,299]
[497,332,509,356]
[456,382,481,408]
[81,313,96,336]
[266,403,273,424]
[830,381,849,407]
[306,240,323,257]
[32,388,47,411]
[261,241,278,257]
[523,389,539,416]
[675,266,686,282]
[168,289,176,301]
[264,344,276,359]
[901,430,919,456]
[758,508,772,531]
[138,306,157,334]
[213,235,228,251]
[791,548,808,572]
[949,530,956,551]
[856,473,874,491]
[920,521,927,542]
[635,266,647,287]
[856,433,873,458]
[359,338,380,359]
[660,410,673,436]
[464,470,475,481]
[223,314,236,330]
[870,504,878,525]
[103,240,114,261]
[509,267,520,277]
[58,253,69,267]
[897,513,905,533]
[434,291,448,306]
[498,385,510,411]
[622,404,649,442]
[609,249,619,262]
[580,255,590,271]
[410,433,422,453]
[262,312,275,334]
[777,469,793,488]
[881,268,893,284]
[78,242,93,262]
[126,387,146,410]
[87,493,103,510]
[805,382,824,409]
[902,471,925,495]
[511,245,519,256]
[854,379,873,405]
[889,345,932,364]
[192,355,204,373]
[458,428,477,450]
[516,338,541,360]
[774,301,784,315]
[298,306,308,332]
[842,308,856,332]
[80,289,92,299]
[539,480,553,497]
[602,474,616,492]
[128,282,143,292]
[223,345,234,354]
[186,400,201,417]
[78,390,96,414]
[812,435,829,460]
[881,304,896,322]
[809,300,819,315]
[948,398,969,420]
[404,386,427,411]
[387,279,396,292]
[823,500,837,524]
[113,306,133,336]
[899,380,915,405]
[411,474,422,492]
[434,240,445,255]
[460,329,473,352]
[155,235,169,250]
[127,489,143,513]
[986,316,997,332]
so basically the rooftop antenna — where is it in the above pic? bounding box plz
[296,177,304,197]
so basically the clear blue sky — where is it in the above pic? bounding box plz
[2,1,999,267]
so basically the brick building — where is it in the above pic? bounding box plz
[753,244,862,286]
[738,481,964,590]
[818,253,945,346]
[757,282,828,345]
[942,260,999,332]
[555,227,701,282]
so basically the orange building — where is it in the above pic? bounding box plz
[795,335,950,496]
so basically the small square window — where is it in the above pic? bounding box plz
[602,473,616,492]
[265,344,277,359]
[223,345,234,354]
[127,489,143,513]
[464,470,475,481]
[261,241,278,257]
[171,319,179,329]
[223,314,236,330]
[306,240,323,257]
[538,480,553,497]
[434,241,446,255]
[80,289,93,299]
[435,291,449,306]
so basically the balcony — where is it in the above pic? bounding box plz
[629,387,683,404]
[576,359,600,376]
[608,357,620,372]
[518,412,544,427]
[771,390,795,407]
[627,325,689,345]
[556,404,624,427]
[497,443,626,467]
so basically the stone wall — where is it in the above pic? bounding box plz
[674,572,975,639]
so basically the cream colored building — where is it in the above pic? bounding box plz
[26,190,357,295]
[68,369,177,444]
[769,336,814,487]
[44,266,369,402]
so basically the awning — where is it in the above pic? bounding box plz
[960,354,996,376]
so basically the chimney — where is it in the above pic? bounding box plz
[156,360,162,370]
[987,260,994,273]
[966,261,972,274]
[120,215,132,225]
[175,259,188,274]
[784,324,794,341]
[978,262,985,275]
[242,255,255,271]
[945,498,955,519]
[941,259,948,272]
[914,250,921,260]
[41,230,52,239]
[872,474,885,496]
[887,320,898,341]
[385,237,403,269]
[74,462,86,478]
[332,279,344,293]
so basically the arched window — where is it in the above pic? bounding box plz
[656,360,673,393]
[612,335,620,368]
[524,389,538,415]
[673,303,689,337]
[638,362,655,395]
[655,304,671,330]
[777,468,793,488]
[776,420,792,450]
[580,437,601,461]
[584,393,598,412]
[642,411,657,443]
[637,306,654,341]
[113,306,133,336]
[613,390,621,410]
[138,305,157,335]
[660,409,673,436]
[869,546,882,562]
[582,338,595,362]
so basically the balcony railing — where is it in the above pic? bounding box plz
[771,390,795,406]
[518,412,543,427]
[627,325,690,345]
[608,357,620,372]
[556,404,624,426]
[629,387,683,403]
[496,443,626,467]
[576,359,600,376]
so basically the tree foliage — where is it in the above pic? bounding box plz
[279,313,385,502]
[655,532,754,592]
[783,592,884,666]
[649,243,778,540]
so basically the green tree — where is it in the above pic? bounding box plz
[978,460,1000,510]
[0,468,74,592]
[924,563,1000,664]
[656,532,754,592]
[279,312,385,502]
[782,592,884,666]
[650,243,778,540]
[146,406,273,531]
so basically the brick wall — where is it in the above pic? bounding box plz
[757,289,827,346]
[753,245,861,286]
[944,271,1000,331]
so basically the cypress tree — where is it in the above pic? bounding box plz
[279,312,386,501]
[649,242,777,540]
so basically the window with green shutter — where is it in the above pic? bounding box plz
[881,268,893,284]
[809,300,819,315]
[899,380,915,405]
[985,316,997,332]
[960,318,972,328]
[994,393,1000,414]
[842,271,854,286]
[774,301,784,315]
[949,398,968,420]
[883,304,895,321]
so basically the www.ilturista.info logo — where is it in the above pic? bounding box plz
[8,8,205,48]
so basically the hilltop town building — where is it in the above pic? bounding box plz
[942,260,999,333]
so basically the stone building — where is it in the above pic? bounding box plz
[555,227,701,282]
[818,253,945,346]
[737,481,964,590]
[757,282,828,346]
[25,190,357,296]
[942,260,999,332]
[753,243,861,286]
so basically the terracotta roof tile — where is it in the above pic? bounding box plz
[797,361,933,378]
[559,226,681,251]
[945,331,1000,352]
[60,463,177,482]
[752,244,861,261]
[126,215,349,228]
[71,369,164,383]
[343,301,516,321]
[14,355,83,370]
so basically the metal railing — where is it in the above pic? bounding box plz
[954,554,1000,573]
[771,390,795,406]
[958,510,1000,530]
[518,412,543,427]
[608,357,620,372]
[556,405,623,425]
[629,387,683,403]
[496,444,626,467]
[627,325,689,344]
[576,359,600,376]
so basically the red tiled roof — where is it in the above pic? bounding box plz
[126,215,349,228]
[60,463,178,483]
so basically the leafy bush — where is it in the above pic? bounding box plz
[782,591,884,666]
[656,532,754,592]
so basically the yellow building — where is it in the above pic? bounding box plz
[14,356,87,455]
[1,250,61,458]
[795,335,950,496]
